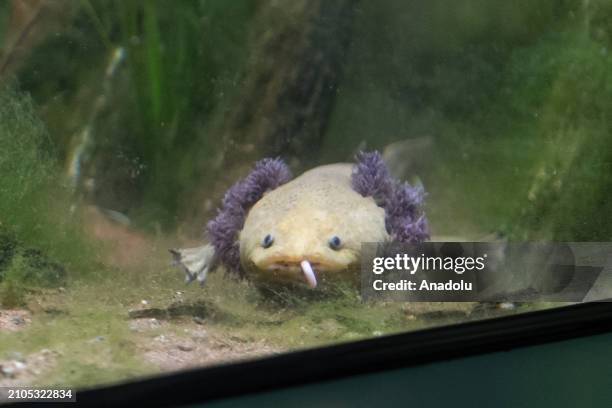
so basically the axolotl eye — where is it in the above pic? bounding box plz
[262,234,274,248]
[329,236,342,250]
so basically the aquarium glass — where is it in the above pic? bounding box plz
[0,0,611,391]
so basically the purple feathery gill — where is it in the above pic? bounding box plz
[206,158,292,273]
[351,151,429,243]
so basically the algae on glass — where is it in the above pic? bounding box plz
[0,84,96,306]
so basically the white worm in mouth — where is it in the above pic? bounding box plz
[300,260,317,288]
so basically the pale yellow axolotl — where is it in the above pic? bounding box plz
[171,153,428,289]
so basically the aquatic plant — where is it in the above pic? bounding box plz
[81,0,257,230]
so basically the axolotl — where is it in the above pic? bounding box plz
[171,151,428,289]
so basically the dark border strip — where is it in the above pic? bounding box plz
[14,301,612,407]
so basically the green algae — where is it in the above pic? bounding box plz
[0,84,99,306]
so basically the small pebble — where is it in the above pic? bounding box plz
[193,316,205,325]
[177,344,194,352]
[141,300,149,306]
[1,365,15,378]
[13,361,26,371]
[191,332,208,343]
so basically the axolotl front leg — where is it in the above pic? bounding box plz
[168,158,293,287]
[169,244,216,286]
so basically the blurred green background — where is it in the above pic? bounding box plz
[1,0,612,292]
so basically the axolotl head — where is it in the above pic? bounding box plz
[238,167,390,287]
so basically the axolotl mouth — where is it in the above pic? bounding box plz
[257,259,320,288]
[247,254,358,289]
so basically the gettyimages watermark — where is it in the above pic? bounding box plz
[360,242,612,302]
